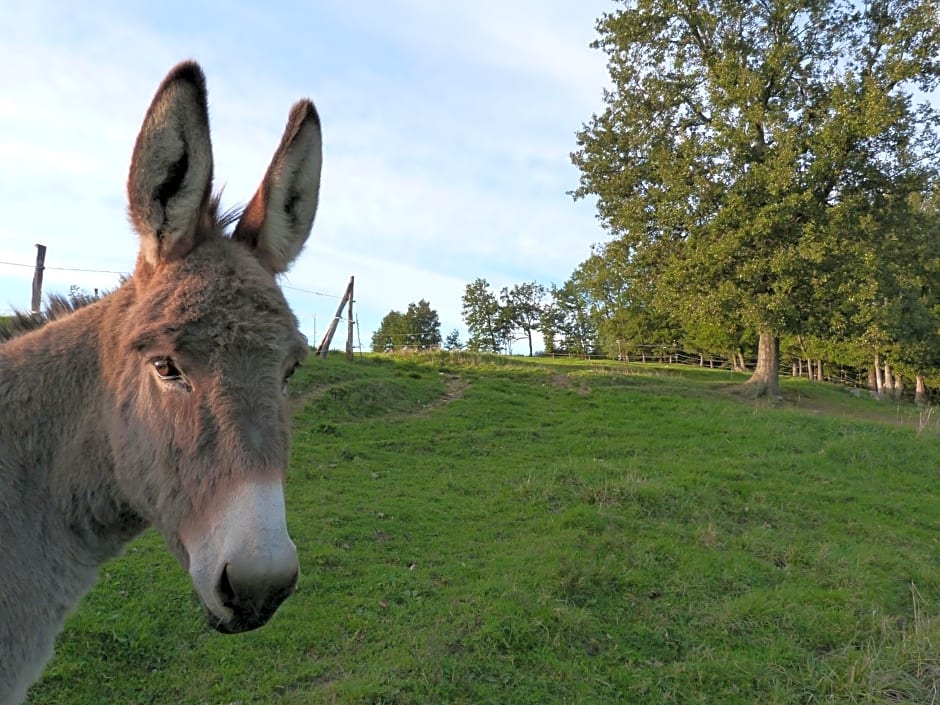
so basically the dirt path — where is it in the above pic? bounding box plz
[289,373,470,419]
[409,374,469,417]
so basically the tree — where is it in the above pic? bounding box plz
[462,278,511,353]
[849,186,940,402]
[572,0,940,397]
[500,282,546,356]
[569,242,684,360]
[371,299,441,352]
[444,328,464,351]
[405,299,442,350]
[371,310,409,352]
[546,278,599,357]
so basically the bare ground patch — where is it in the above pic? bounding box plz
[410,374,469,417]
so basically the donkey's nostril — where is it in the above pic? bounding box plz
[210,546,299,633]
[217,564,237,609]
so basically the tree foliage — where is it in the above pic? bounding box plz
[462,278,512,353]
[500,282,547,356]
[543,277,600,357]
[570,242,684,358]
[444,328,464,351]
[572,0,940,396]
[371,299,442,352]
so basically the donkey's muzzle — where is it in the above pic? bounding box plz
[182,479,299,633]
[211,554,298,633]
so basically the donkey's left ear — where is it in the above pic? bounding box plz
[232,100,322,274]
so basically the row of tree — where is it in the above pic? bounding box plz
[373,1,940,403]
[374,246,937,400]
[371,281,590,359]
[565,0,940,399]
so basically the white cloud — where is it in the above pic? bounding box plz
[0,1,613,344]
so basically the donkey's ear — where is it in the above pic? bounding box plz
[127,61,214,268]
[232,100,322,274]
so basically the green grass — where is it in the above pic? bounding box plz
[26,353,940,704]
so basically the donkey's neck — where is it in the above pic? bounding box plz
[0,293,145,705]
[0,295,145,556]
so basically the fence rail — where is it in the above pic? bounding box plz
[536,346,935,404]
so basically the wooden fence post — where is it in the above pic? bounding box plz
[31,244,46,315]
[316,276,354,359]
[345,276,355,361]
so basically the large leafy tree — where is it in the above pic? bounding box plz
[500,282,547,357]
[371,299,441,352]
[405,299,442,350]
[462,278,512,353]
[572,242,685,360]
[572,0,940,396]
[850,186,940,400]
[545,277,600,357]
[371,311,408,352]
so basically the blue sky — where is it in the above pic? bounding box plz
[0,1,613,350]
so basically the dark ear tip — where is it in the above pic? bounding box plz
[290,99,320,129]
[160,60,208,99]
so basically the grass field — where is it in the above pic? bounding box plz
[25,353,940,704]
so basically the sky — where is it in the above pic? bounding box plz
[0,0,614,351]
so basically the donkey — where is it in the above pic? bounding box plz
[0,61,321,704]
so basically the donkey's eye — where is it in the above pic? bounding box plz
[282,363,300,395]
[153,357,182,380]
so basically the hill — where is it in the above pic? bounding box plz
[27,354,940,704]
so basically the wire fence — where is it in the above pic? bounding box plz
[0,259,128,276]
[538,345,933,403]
[370,333,932,402]
[0,258,348,322]
[2,256,930,402]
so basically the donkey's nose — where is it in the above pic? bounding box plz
[215,540,299,633]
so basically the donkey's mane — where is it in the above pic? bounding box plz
[0,293,104,343]
[0,196,244,346]
[216,196,245,232]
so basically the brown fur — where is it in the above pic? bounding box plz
[0,61,321,704]
[0,293,101,342]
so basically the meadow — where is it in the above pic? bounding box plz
[26,354,940,704]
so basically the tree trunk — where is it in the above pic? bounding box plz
[744,331,780,398]
[867,366,877,394]
[915,374,927,407]
[891,373,903,402]
[543,331,555,356]
[527,330,533,357]
[816,359,824,382]
[874,353,885,399]
[883,362,894,397]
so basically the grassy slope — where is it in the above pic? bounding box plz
[26,354,940,705]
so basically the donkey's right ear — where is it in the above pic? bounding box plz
[127,61,214,269]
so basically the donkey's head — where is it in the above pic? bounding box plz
[107,62,320,633]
